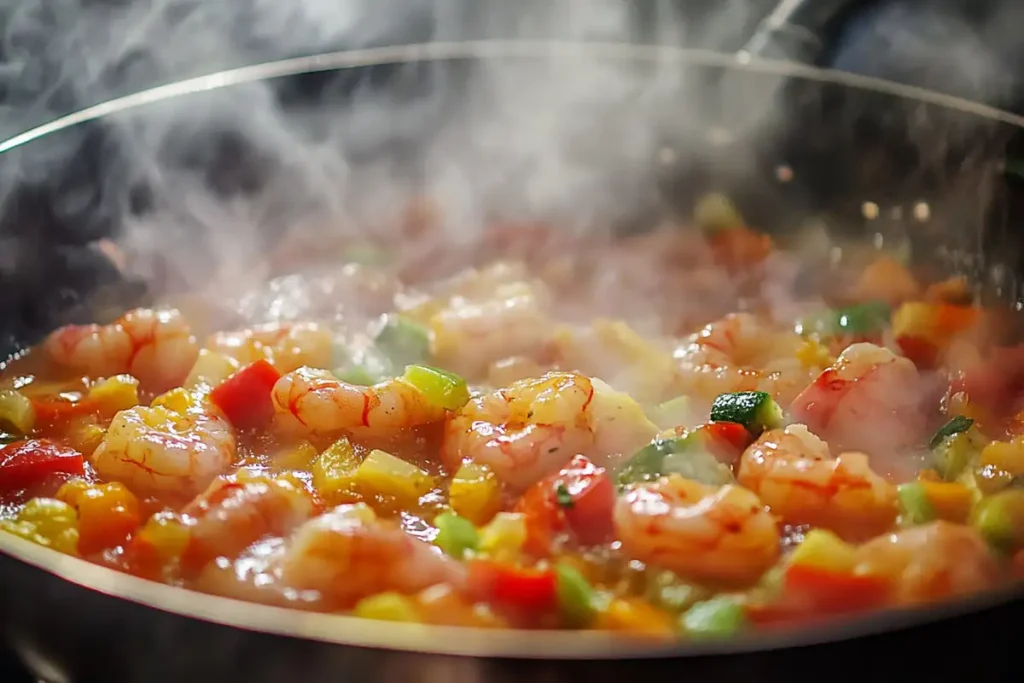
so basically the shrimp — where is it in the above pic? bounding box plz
[430,275,553,379]
[442,372,658,491]
[789,343,929,479]
[207,321,333,373]
[614,474,780,585]
[195,504,464,610]
[853,521,1003,605]
[548,319,683,405]
[674,313,825,411]
[179,473,319,573]
[43,308,199,391]
[737,424,898,541]
[271,367,446,438]
[91,400,236,499]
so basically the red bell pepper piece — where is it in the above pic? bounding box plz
[515,477,566,558]
[467,559,558,613]
[557,455,615,545]
[0,439,85,494]
[31,395,102,429]
[695,421,754,465]
[708,226,773,272]
[514,455,615,555]
[782,564,890,614]
[210,359,282,430]
[895,335,940,370]
[748,565,891,628]
[952,345,1024,423]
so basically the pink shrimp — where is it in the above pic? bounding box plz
[674,313,827,413]
[179,473,320,573]
[206,321,333,373]
[194,503,464,611]
[90,399,235,499]
[429,272,553,379]
[442,372,658,491]
[614,474,780,585]
[853,521,1003,605]
[271,367,446,438]
[737,424,898,541]
[43,308,199,392]
[790,342,929,480]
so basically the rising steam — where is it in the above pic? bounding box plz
[0,0,1018,333]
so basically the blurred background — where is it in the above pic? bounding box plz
[1,0,1022,357]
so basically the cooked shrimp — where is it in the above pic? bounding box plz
[442,372,658,491]
[180,473,319,572]
[737,424,898,541]
[853,521,1003,605]
[277,504,464,608]
[790,342,928,479]
[674,313,824,411]
[614,474,780,585]
[197,504,464,610]
[549,319,683,405]
[430,277,553,379]
[43,308,199,391]
[91,401,236,499]
[271,366,446,438]
[207,321,333,373]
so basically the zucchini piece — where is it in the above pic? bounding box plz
[929,415,974,451]
[897,482,937,526]
[333,365,380,387]
[652,395,693,430]
[616,433,735,489]
[972,489,1024,553]
[402,365,470,411]
[797,301,891,339]
[555,562,599,627]
[680,595,747,639]
[661,449,735,487]
[710,391,784,437]
[375,315,431,369]
[616,436,687,487]
[433,511,479,559]
[932,426,985,481]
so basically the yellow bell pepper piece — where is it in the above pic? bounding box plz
[354,449,434,506]
[449,462,501,526]
[310,438,362,505]
[786,529,857,573]
[87,375,139,413]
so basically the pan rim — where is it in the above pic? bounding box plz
[2,39,1024,158]
[2,522,1022,658]
[1,39,1023,659]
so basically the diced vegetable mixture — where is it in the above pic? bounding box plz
[1,205,1022,640]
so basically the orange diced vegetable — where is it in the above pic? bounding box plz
[854,257,919,305]
[593,597,676,638]
[919,481,973,523]
[925,276,971,304]
[58,481,142,554]
[708,227,773,272]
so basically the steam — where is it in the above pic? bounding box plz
[0,0,1019,333]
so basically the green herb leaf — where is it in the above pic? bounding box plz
[555,483,574,509]
[929,415,974,451]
